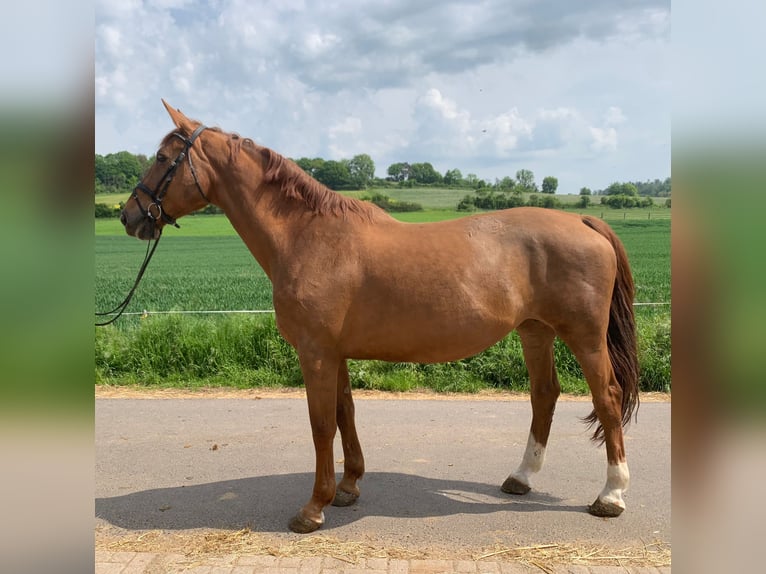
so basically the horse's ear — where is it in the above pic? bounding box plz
[161,99,195,132]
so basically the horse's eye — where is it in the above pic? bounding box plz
[156,154,167,163]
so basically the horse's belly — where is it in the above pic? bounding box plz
[341,312,514,363]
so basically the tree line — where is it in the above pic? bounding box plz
[95,150,566,194]
[95,151,153,194]
[95,150,670,211]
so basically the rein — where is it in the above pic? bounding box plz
[95,221,162,326]
[95,125,208,326]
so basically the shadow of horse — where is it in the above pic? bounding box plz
[96,471,584,532]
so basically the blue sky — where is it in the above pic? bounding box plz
[95,0,671,194]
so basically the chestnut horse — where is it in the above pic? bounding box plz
[120,101,639,533]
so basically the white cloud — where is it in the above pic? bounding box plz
[604,106,627,125]
[303,32,341,55]
[94,74,112,99]
[170,59,196,95]
[95,0,670,193]
[98,26,123,57]
[329,117,362,138]
[481,109,534,155]
[418,89,471,130]
[96,0,142,19]
[589,126,618,152]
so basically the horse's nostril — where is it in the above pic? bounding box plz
[120,212,127,226]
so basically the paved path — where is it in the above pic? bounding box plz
[95,550,670,573]
[96,396,670,572]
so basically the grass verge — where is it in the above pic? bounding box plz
[96,313,670,394]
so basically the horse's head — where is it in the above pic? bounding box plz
[120,101,211,240]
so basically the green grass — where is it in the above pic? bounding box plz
[96,313,670,394]
[96,209,670,394]
[95,235,272,314]
[368,186,472,209]
[96,214,239,237]
[388,210,469,223]
[96,192,132,204]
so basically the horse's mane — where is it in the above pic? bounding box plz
[162,124,381,222]
[259,148,380,222]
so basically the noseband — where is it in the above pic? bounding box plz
[132,124,209,228]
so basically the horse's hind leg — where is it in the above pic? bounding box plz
[565,338,630,517]
[502,320,560,495]
[333,359,365,507]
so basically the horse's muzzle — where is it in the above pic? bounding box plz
[120,209,160,240]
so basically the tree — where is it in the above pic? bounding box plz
[315,160,353,189]
[635,177,671,197]
[95,151,151,193]
[444,168,463,186]
[605,182,638,196]
[457,195,477,211]
[515,169,537,193]
[541,176,558,194]
[295,157,325,178]
[577,195,591,208]
[600,192,651,209]
[386,162,410,182]
[495,176,517,193]
[348,154,375,189]
[622,183,638,196]
[465,173,479,188]
[579,187,592,196]
[466,190,524,210]
[409,162,442,184]
[95,154,121,189]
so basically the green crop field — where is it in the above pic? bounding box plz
[96,208,670,394]
[96,212,669,312]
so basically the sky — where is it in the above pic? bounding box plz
[95,0,671,194]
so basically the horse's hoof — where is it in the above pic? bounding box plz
[501,476,531,495]
[332,489,359,507]
[588,498,625,518]
[288,511,324,533]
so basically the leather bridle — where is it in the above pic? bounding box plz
[131,124,208,228]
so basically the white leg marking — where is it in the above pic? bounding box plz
[511,433,546,487]
[598,462,630,508]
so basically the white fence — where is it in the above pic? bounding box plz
[104,302,670,317]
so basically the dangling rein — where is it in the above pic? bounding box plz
[94,223,162,326]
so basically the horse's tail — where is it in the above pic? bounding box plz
[581,216,640,443]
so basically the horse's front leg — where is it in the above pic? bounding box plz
[333,359,365,507]
[502,321,559,495]
[288,352,339,534]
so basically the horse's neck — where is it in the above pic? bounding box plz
[211,177,292,280]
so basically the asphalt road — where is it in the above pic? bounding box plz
[95,395,670,553]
